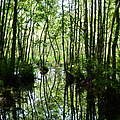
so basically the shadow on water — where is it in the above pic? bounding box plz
[0,77,34,120]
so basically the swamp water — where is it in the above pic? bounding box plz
[2,66,118,120]
[0,67,82,120]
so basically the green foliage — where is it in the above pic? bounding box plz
[67,64,85,79]
[0,80,4,87]
[0,59,11,79]
[19,62,35,81]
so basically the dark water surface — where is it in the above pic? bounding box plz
[2,66,120,120]
[0,67,65,120]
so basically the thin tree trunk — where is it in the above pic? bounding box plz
[22,17,29,61]
[107,2,119,66]
[11,0,17,75]
[42,15,48,67]
[4,10,13,52]
[0,0,6,60]
[90,0,93,59]
[104,0,110,67]
[25,20,32,62]
[84,0,88,60]
[3,0,11,51]
[62,0,66,71]
[112,0,119,81]
[93,0,96,57]
[69,0,74,70]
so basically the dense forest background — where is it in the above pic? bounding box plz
[0,0,120,119]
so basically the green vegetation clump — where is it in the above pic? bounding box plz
[0,59,35,87]
[19,62,35,83]
[0,59,10,79]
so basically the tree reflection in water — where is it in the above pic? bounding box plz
[0,67,65,120]
[0,67,94,120]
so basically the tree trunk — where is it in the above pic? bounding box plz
[11,0,17,75]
